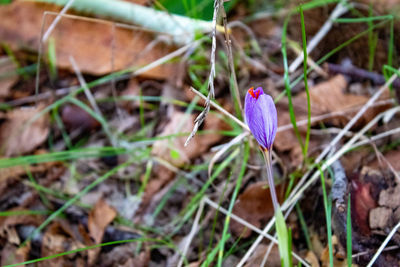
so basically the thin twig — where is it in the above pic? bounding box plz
[184,0,220,146]
[208,132,249,178]
[350,126,400,149]
[328,60,400,88]
[177,198,205,267]
[220,0,242,111]
[367,221,400,267]
[288,40,328,78]
[110,23,125,122]
[42,0,75,42]
[69,56,117,147]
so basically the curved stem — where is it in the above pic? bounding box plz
[262,148,279,212]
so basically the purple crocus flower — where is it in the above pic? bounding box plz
[244,87,277,151]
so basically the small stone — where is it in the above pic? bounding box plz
[369,207,393,229]
[378,184,400,209]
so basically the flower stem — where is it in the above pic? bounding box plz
[261,148,279,212]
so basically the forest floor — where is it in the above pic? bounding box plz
[1,0,400,266]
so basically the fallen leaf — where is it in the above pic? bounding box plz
[230,181,285,238]
[0,208,43,243]
[88,198,117,244]
[0,105,49,157]
[305,250,320,267]
[0,57,18,97]
[119,250,150,267]
[0,1,177,79]
[320,235,348,267]
[88,198,117,265]
[40,221,85,267]
[296,75,369,126]
[369,148,400,172]
[1,242,30,267]
[0,163,47,196]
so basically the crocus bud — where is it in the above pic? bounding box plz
[244,87,277,151]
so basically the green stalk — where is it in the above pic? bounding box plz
[32,0,217,44]
[262,149,292,267]
[282,15,304,151]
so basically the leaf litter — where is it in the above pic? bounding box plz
[1,0,400,266]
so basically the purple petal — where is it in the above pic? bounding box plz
[244,88,277,150]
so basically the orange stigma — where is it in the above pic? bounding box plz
[248,87,261,99]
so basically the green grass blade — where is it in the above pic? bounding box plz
[295,203,312,251]
[334,15,393,23]
[201,234,231,267]
[217,142,249,266]
[347,194,352,267]
[299,5,311,159]
[275,208,292,267]
[281,14,304,151]
[0,147,128,168]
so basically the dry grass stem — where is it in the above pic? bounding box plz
[184,0,220,146]
[42,0,75,42]
[367,221,400,267]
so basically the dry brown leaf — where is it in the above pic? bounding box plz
[320,235,348,267]
[0,163,47,196]
[88,198,117,244]
[0,208,43,244]
[40,221,85,267]
[1,242,30,267]
[0,57,18,97]
[119,250,150,267]
[296,75,368,125]
[0,1,176,79]
[88,198,117,265]
[305,250,320,267]
[0,105,49,157]
[152,109,229,167]
[369,148,400,172]
[230,181,285,238]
